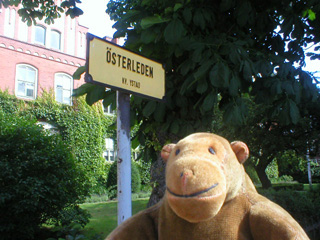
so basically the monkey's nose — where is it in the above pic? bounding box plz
[180,169,194,193]
[180,169,194,178]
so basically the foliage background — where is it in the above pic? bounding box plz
[0,90,115,193]
[0,108,90,240]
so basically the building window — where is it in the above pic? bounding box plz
[103,105,115,115]
[55,73,73,105]
[15,64,37,99]
[34,25,46,45]
[50,30,61,50]
[18,18,28,42]
[4,8,16,38]
[103,138,115,161]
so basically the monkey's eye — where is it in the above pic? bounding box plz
[208,147,216,155]
[175,149,180,155]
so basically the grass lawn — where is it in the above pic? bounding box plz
[81,199,149,239]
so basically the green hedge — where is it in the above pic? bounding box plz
[106,160,141,199]
[259,187,320,239]
[0,110,90,240]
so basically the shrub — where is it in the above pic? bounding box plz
[0,110,90,240]
[136,160,152,186]
[258,187,320,239]
[106,161,141,199]
[0,90,115,194]
[277,150,308,183]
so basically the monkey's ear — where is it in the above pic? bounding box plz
[230,141,249,164]
[160,144,176,163]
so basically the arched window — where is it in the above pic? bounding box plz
[34,25,46,45]
[15,64,38,99]
[55,73,73,105]
[50,30,61,50]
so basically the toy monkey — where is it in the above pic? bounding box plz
[106,133,309,240]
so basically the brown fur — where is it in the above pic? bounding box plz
[106,133,309,240]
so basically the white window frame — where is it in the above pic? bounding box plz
[15,64,38,100]
[4,8,16,38]
[18,16,28,42]
[103,138,115,161]
[54,73,73,105]
[33,25,46,45]
[103,105,116,115]
[50,30,61,50]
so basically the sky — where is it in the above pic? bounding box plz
[78,0,116,39]
[77,1,319,79]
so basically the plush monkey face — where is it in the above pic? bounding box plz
[162,133,249,223]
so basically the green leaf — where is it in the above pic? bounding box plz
[236,1,251,27]
[154,103,166,122]
[193,60,213,80]
[202,91,216,112]
[140,15,169,29]
[209,62,230,88]
[141,30,157,44]
[220,0,234,12]
[193,9,205,30]
[174,3,183,12]
[243,60,253,81]
[223,102,238,124]
[113,29,126,39]
[85,85,107,106]
[170,121,179,134]
[72,83,95,97]
[102,90,116,109]
[142,101,157,117]
[289,99,300,124]
[307,9,316,21]
[183,8,192,24]
[164,19,186,44]
[73,66,86,80]
[196,80,208,94]
[270,79,282,95]
[229,74,240,96]
[180,75,196,95]
[179,58,194,76]
[282,81,294,95]
[131,135,140,149]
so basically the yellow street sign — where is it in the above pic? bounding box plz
[85,34,165,101]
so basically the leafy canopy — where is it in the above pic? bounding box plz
[0,0,83,25]
[103,0,320,145]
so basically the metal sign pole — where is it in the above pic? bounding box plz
[116,91,132,225]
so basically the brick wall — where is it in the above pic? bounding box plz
[0,35,86,98]
[0,4,87,100]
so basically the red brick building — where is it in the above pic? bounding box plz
[0,4,88,104]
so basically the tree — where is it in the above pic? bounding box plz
[99,0,320,147]
[217,99,320,188]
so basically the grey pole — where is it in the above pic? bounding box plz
[116,91,132,225]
